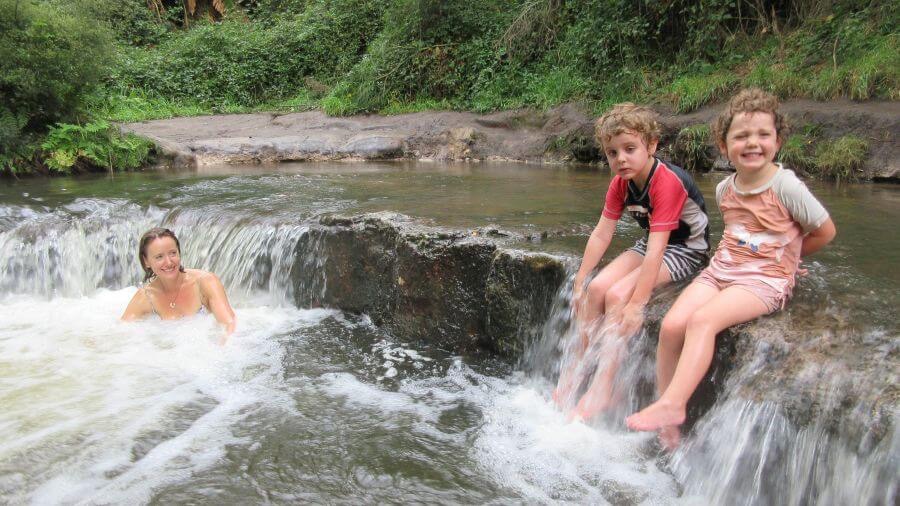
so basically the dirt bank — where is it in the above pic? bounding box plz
[123,100,899,180]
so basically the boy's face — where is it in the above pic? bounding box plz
[720,111,781,174]
[603,130,657,183]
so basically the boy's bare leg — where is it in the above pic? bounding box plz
[571,261,671,421]
[626,287,769,431]
[554,252,642,407]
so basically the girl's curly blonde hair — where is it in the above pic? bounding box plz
[594,103,661,148]
[713,88,789,147]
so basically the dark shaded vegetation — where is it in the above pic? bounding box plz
[2,0,896,175]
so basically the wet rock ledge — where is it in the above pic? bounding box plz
[291,212,896,447]
[292,212,570,356]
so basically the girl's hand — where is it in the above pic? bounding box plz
[796,258,809,278]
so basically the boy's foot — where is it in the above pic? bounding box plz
[551,387,565,407]
[658,425,681,451]
[568,387,613,422]
[625,399,686,431]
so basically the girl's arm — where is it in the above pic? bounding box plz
[199,273,237,336]
[573,216,618,299]
[801,217,836,257]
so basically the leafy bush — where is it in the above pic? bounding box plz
[49,0,171,46]
[41,121,153,173]
[0,0,112,167]
[116,0,387,106]
[327,0,517,114]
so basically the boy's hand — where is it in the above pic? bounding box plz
[571,279,585,315]
[614,302,645,336]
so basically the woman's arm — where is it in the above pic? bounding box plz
[199,272,237,336]
[121,288,153,321]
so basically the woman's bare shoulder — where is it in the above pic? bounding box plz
[188,269,223,288]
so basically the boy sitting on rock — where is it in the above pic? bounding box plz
[554,103,710,421]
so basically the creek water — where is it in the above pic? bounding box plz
[0,162,896,504]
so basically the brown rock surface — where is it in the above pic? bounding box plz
[123,100,899,179]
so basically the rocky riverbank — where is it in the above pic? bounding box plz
[123,100,900,180]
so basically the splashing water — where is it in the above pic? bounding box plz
[1,167,896,504]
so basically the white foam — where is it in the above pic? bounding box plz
[0,289,333,504]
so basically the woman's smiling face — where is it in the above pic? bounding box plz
[142,236,181,280]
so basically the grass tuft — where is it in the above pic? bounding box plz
[814,135,868,181]
[672,124,713,172]
[670,73,738,113]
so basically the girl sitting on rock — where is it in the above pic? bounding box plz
[625,88,836,448]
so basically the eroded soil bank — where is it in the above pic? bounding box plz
[123,100,900,180]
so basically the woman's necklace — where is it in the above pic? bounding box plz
[162,273,184,309]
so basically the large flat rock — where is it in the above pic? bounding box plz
[123,101,900,179]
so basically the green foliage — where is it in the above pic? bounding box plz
[379,97,452,115]
[327,0,517,114]
[0,0,112,166]
[672,124,713,172]
[87,87,211,122]
[46,0,171,46]
[670,73,739,113]
[778,124,823,173]
[814,135,869,181]
[116,0,387,106]
[40,121,153,173]
[68,0,894,163]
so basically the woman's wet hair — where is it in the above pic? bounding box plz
[139,227,186,282]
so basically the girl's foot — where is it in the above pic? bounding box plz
[658,425,681,451]
[625,399,686,431]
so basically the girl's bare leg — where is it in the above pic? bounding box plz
[626,286,769,431]
[656,282,720,398]
[647,281,720,448]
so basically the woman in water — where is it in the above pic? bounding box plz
[121,227,236,336]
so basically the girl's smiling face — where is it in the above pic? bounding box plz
[721,111,782,174]
[142,236,181,280]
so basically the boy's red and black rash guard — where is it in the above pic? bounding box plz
[601,158,710,252]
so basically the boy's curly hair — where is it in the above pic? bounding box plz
[713,88,789,147]
[594,103,661,148]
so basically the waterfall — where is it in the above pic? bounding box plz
[0,199,314,306]
[522,272,898,504]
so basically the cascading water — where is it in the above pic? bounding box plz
[1,166,896,504]
[0,170,683,504]
[521,246,898,505]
